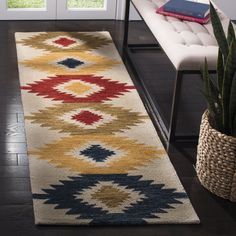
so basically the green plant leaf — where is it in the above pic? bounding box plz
[202,58,222,130]
[233,115,236,137]
[209,76,223,131]
[210,3,229,60]
[229,72,236,136]
[203,4,236,136]
[217,48,224,92]
[203,59,214,112]
[227,21,236,46]
[222,40,236,134]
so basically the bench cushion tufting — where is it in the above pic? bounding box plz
[132,0,232,70]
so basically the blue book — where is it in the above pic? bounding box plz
[163,0,210,19]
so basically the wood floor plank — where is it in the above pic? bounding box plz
[0,104,23,113]
[0,123,26,143]
[0,153,18,166]
[0,95,22,105]
[18,154,29,166]
[17,113,25,123]
[0,205,34,221]
[0,113,18,123]
[0,177,31,192]
[0,191,32,205]
[0,142,27,154]
[0,166,29,178]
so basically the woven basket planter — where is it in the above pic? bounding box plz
[196,110,236,202]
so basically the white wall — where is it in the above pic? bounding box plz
[116,0,141,20]
[212,0,236,20]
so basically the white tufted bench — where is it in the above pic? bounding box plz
[123,0,232,143]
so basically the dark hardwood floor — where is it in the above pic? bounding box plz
[0,20,235,236]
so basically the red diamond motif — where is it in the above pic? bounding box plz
[72,110,102,125]
[53,37,77,47]
[21,75,135,103]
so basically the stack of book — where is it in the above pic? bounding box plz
[156,0,210,24]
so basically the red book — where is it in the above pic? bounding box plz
[156,6,210,24]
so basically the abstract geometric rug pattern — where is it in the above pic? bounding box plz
[17,32,112,52]
[15,31,199,225]
[33,174,188,225]
[21,75,135,103]
[26,103,147,135]
[21,52,119,75]
[30,135,165,174]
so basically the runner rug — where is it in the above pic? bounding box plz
[15,32,199,225]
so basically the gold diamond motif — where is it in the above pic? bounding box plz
[64,81,93,95]
[91,185,131,208]
[30,135,165,174]
[21,51,119,75]
[75,180,146,214]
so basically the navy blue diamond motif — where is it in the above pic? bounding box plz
[57,58,84,69]
[33,174,188,225]
[80,145,115,162]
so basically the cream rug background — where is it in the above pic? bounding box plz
[15,31,199,225]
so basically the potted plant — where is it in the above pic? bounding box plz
[196,3,236,202]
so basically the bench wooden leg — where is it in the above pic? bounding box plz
[123,0,130,49]
[168,70,183,142]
